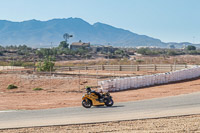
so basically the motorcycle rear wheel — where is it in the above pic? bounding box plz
[82,99,92,108]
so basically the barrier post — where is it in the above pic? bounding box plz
[132,64,134,72]
[136,65,139,71]
[101,65,104,70]
[170,65,173,71]
[154,64,157,71]
[119,65,122,71]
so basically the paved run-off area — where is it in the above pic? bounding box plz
[1,114,200,133]
[0,92,200,132]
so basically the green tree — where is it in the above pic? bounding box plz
[37,56,55,72]
[36,48,56,58]
[18,45,28,50]
[0,45,4,50]
[114,49,124,55]
[186,45,196,51]
[137,48,149,55]
[0,51,3,56]
[59,41,69,48]
[76,48,89,56]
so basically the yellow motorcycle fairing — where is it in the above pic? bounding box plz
[82,93,105,106]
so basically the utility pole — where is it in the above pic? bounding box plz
[50,42,53,90]
[50,42,53,49]
[193,36,195,44]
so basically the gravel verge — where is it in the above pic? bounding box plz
[1,114,200,133]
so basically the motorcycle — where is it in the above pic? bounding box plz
[82,91,114,108]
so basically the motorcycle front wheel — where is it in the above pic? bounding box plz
[105,98,114,107]
[82,99,92,108]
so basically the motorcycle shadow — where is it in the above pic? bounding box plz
[93,105,124,108]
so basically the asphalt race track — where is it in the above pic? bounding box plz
[1,92,200,129]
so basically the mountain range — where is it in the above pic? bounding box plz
[0,17,198,48]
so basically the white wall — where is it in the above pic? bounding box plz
[0,66,24,71]
[98,66,200,92]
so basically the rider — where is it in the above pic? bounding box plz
[86,87,102,101]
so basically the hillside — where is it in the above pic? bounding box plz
[1,18,198,48]
[0,18,169,48]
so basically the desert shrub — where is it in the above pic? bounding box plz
[37,56,55,72]
[9,61,23,66]
[136,59,144,64]
[33,88,43,91]
[7,84,18,89]
[9,61,35,67]
[136,48,161,56]
[22,62,35,67]
[167,50,178,56]
[0,61,9,66]
[136,48,148,55]
[187,50,200,55]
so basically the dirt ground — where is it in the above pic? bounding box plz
[0,72,200,110]
[1,114,200,133]
[63,70,163,76]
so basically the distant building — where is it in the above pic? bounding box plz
[70,40,90,50]
[136,46,158,49]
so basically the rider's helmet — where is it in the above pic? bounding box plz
[86,87,91,93]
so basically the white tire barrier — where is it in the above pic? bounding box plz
[0,66,24,70]
[98,66,200,92]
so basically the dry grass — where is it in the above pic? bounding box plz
[55,55,200,67]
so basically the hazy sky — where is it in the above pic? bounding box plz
[0,0,200,43]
